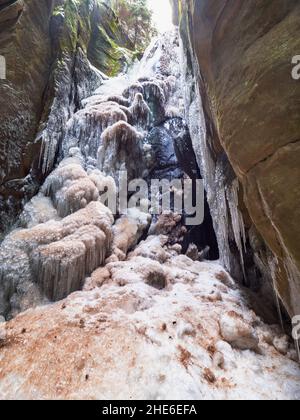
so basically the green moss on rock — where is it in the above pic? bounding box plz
[51,0,136,76]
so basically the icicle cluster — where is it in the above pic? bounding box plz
[0,201,114,312]
[98,121,145,180]
[129,93,151,129]
[226,178,247,280]
[40,51,104,174]
[179,35,247,280]
[62,101,129,162]
[41,153,117,218]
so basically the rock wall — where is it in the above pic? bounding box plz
[0,0,54,234]
[0,0,135,236]
[174,0,300,317]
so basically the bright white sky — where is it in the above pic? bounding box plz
[147,0,174,33]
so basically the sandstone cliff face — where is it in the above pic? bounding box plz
[174,0,300,316]
[0,0,135,236]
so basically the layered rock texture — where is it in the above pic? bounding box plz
[173,0,300,317]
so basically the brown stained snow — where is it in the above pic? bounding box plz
[0,238,300,400]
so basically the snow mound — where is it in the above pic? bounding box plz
[0,246,299,400]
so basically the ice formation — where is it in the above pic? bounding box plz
[0,201,114,315]
[0,31,188,319]
[108,208,152,262]
[20,195,60,228]
[129,93,152,129]
[40,51,104,174]
[226,178,247,279]
[179,33,247,281]
[98,121,145,180]
[63,101,128,161]
[149,211,187,245]
[42,158,99,218]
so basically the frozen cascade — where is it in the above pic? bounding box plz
[0,31,195,319]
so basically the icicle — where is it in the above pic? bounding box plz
[226,179,247,280]
[98,121,144,181]
[274,289,285,332]
[129,93,152,129]
[269,256,285,331]
[295,338,300,364]
[214,162,231,271]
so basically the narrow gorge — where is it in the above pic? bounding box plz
[0,0,299,400]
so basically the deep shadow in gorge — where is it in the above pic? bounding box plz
[183,197,220,261]
[145,116,219,261]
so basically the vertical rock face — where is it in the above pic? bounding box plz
[0,0,136,236]
[175,0,300,316]
[0,0,54,233]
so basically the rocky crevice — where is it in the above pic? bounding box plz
[245,138,300,176]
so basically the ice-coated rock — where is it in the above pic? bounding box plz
[0,202,114,316]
